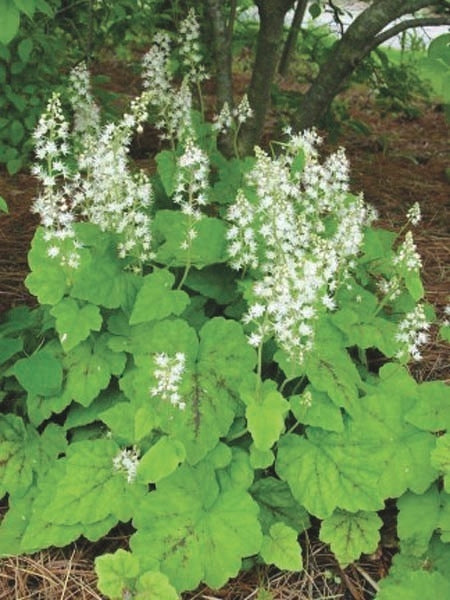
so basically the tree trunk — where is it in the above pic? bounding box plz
[205,0,235,155]
[239,0,296,155]
[278,0,308,77]
[294,0,445,131]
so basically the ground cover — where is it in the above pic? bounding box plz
[0,51,449,599]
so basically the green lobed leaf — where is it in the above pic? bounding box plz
[135,571,179,600]
[70,225,140,310]
[249,444,274,469]
[431,434,450,493]
[137,436,186,484]
[250,477,310,534]
[50,298,102,351]
[131,461,262,592]
[303,323,362,414]
[153,210,227,268]
[352,364,437,498]
[397,486,441,556]
[25,228,68,305]
[184,264,238,304]
[319,509,382,567]
[260,522,303,572]
[129,269,189,325]
[375,569,450,600]
[289,387,344,433]
[64,335,126,407]
[276,431,385,519]
[243,381,289,451]
[96,550,140,599]
[0,416,66,499]
[12,349,62,396]
[405,380,450,432]
[16,439,147,554]
[121,318,255,464]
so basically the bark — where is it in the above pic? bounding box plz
[239,0,296,155]
[279,0,308,77]
[294,0,447,131]
[205,0,235,156]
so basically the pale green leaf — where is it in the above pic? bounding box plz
[129,269,189,325]
[135,571,179,600]
[17,439,147,553]
[249,444,274,469]
[153,210,227,268]
[290,387,344,433]
[0,416,66,499]
[137,437,186,483]
[276,432,384,519]
[250,477,310,534]
[245,384,289,451]
[376,569,450,600]
[260,522,302,571]
[51,298,102,351]
[131,462,262,592]
[397,486,441,556]
[70,228,139,310]
[320,509,382,567]
[304,341,362,414]
[95,549,141,600]
[64,336,126,406]
[12,349,62,396]
[25,228,68,305]
[405,380,450,432]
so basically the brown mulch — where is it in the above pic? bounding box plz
[0,73,449,599]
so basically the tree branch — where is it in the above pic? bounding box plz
[369,16,450,51]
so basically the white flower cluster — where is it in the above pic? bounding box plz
[31,93,80,266]
[32,72,154,266]
[406,201,421,226]
[395,303,430,361]
[213,95,253,133]
[173,138,210,248]
[150,352,186,410]
[68,62,100,135]
[179,8,208,86]
[393,231,422,271]
[227,130,376,363]
[141,10,207,143]
[113,446,140,484]
[76,91,154,262]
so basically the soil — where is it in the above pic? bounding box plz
[0,58,449,599]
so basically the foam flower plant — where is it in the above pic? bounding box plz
[0,11,448,600]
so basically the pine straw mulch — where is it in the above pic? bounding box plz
[0,84,449,599]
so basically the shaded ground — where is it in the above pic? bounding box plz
[0,68,449,599]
